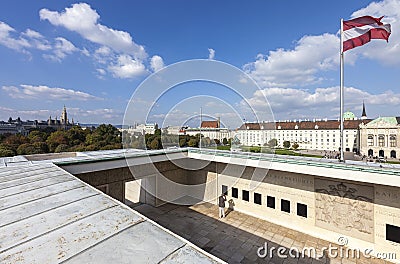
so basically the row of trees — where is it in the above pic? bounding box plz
[123,129,231,150]
[264,139,299,149]
[0,124,122,157]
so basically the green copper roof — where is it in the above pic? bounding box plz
[343,111,355,120]
[368,116,399,126]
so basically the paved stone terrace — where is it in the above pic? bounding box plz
[132,202,391,264]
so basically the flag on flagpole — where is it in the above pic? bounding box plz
[342,16,391,52]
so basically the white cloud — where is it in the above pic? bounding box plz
[244,34,347,88]
[0,106,123,124]
[43,37,78,61]
[150,55,164,72]
[39,3,147,60]
[0,21,81,60]
[2,84,101,101]
[108,54,147,78]
[72,107,122,120]
[243,0,400,89]
[208,48,215,60]
[349,0,400,65]
[0,21,31,52]
[240,0,400,122]
[96,68,106,75]
[244,86,400,120]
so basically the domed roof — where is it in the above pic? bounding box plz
[343,111,356,120]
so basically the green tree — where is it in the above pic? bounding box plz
[85,124,121,149]
[66,126,87,147]
[3,134,28,152]
[222,138,228,145]
[283,140,291,149]
[0,148,15,157]
[188,138,198,147]
[46,130,69,152]
[267,138,278,148]
[27,130,47,143]
[55,144,69,153]
[17,143,46,155]
[179,138,187,147]
[292,142,299,150]
[150,138,160,149]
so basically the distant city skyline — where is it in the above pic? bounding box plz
[0,0,399,126]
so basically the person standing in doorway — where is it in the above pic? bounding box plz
[218,193,226,218]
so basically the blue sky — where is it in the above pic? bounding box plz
[0,0,399,128]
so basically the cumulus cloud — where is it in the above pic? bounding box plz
[39,3,147,60]
[0,21,30,52]
[349,0,400,65]
[244,86,400,120]
[244,34,348,88]
[243,0,400,89]
[0,106,123,123]
[0,21,81,61]
[240,0,400,122]
[24,29,52,51]
[70,107,123,120]
[208,48,215,60]
[2,84,102,101]
[43,37,78,61]
[150,55,164,72]
[108,54,147,78]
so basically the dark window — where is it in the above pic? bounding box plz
[386,224,400,243]
[297,203,307,218]
[254,193,262,205]
[222,185,228,196]
[232,187,238,198]
[281,199,290,213]
[242,190,249,201]
[267,196,275,209]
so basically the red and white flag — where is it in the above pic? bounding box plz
[342,16,391,52]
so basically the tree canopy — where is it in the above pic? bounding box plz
[0,124,122,157]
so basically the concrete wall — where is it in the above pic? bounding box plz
[216,166,400,260]
[67,157,400,260]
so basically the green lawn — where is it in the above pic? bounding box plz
[216,145,231,150]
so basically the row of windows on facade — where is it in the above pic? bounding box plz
[222,186,400,244]
[242,130,357,136]
[367,149,397,159]
[222,185,307,218]
[243,135,355,140]
[367,135,397,147]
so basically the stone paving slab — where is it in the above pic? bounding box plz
[133,202,390,264]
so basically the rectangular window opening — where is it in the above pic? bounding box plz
[281,199,290,213]
[232,187,238,198]
[297,203,307,218]
[386,224,400,243]
[222,185,228,196]
[242,190,249,202]
[254,193,262,205]
[267,196,275,209]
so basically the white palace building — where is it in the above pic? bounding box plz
[235,104,371,153]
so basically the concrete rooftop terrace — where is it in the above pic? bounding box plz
[0,160,223,263]
[2,148,400,263]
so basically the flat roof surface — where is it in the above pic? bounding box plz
[0,162,223,264]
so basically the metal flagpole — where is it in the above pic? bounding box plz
[340,18,345,162]
[199,107,202,149]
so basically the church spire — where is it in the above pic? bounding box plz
[61,105,68,124]
[361,101,367,120]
